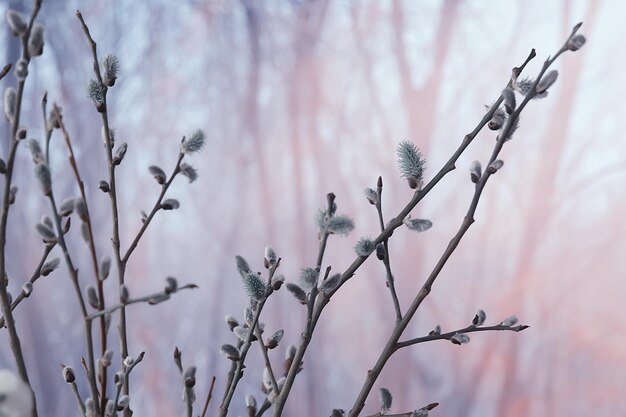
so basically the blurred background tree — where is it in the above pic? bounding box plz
[1,1,623,416]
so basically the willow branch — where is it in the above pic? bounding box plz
[0,243,55,328]
[86,284,197,320]
[218,262,280,417]
[46,192,101,415]
[255,324,279,396]
[122,152,184,264]
[200,376,216,417]
[0,4,43,416]
[374,176,402,321]
[346,25,584,416]
[396,324,529,350]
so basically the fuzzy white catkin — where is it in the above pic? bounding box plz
[0,369,33,417]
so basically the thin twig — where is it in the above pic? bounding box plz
[86,284,198,320]
[111,351,145,414]
[76,10,135,407]
[69,381,86,416]
[0,63,11,80]
[122,152,185,264]
[200,376,216,417]
[271,213,332,417]
[46,192,101,415]
[363,402,439,417]
[218,261,280,417]
[396,324,529,350]
[254,323,279,395]
[52,102,111,411]
[220,339,243,405]
[255,399,272,417]
[0,243,55,328]
[374,176,402,321]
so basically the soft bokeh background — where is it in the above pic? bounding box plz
[1,0,624,416]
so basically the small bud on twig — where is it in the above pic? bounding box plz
[429,324,441,336]
[9,186,18,205]
[364,187,378,205]
[397,140,425,187]
[179,163,198,183]
[469,161,482,183]
[98,180,110,193]
[112,142,127,166]
[403,216,432,232]
[28,23,45,57]
[87,80,105,112]
[22,282,33,297]
[246,394,257,417]
[486,160,504,174]
[35,222,56,242]
[300,267,319,290]
[473,309,486,326]
[180,130,205,154]
[450,333,470,345]
[567,34,586,51]
[266,329,284,349]
[120,285,129,304]
[271,274,285,290]
[264,246,277,268]
[99,256,111,281]
[375,243,386,260]
[354,237,375,257]
[101,54,120,87]
[74,198,88,222]
[165,276,178,294]
[286,283,308,304]
[536,70,559,94]
[118,395,130,410]
[14,59,28,81]
[242,272,267,300]
[502,87,516,114]
[34,163,52,196]
[488,107,506,130]
[40,257,60,276]
[160,198,180,210]
[4,87,16,123]
[319,273,341,294]
[500,315,518,327]
[225,315,239,331]
[220,344,240,361]
[379,387,392,414]
[62,365,75,383]
[148,166,166,184]
[5,10,27,36]
[86,285,100,309]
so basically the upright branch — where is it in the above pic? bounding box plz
[76,12,131,393]
[0,243,56,328]
[371,176,402,321]
[48,101,112,411]
[0,3,43,416]
[218,260,281,417]
[76,12,205,408]
[345,24,585,417]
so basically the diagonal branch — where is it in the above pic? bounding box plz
[0,243,55,328]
